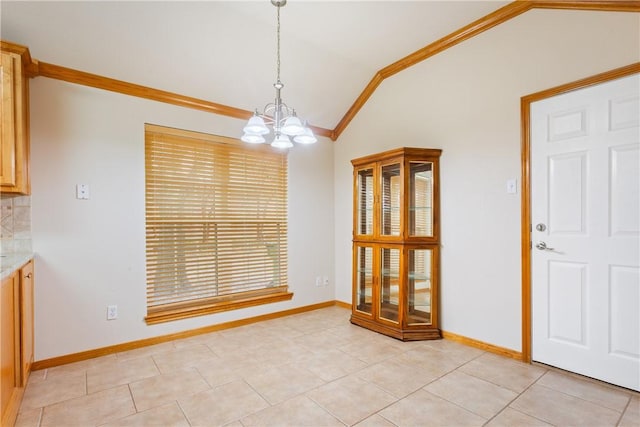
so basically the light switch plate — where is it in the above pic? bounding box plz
[506,179,517,194]
[76,184,90,199]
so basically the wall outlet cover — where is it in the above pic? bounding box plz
[107,304,118,320]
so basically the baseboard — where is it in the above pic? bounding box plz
[32,300,349,371]
[32,302,524,371]
[334,300,351,309]
[441,330,523,361]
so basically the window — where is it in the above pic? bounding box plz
[144,124,292,325]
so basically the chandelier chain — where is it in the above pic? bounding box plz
[276,4,281,84]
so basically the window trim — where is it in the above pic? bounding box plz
[145,286,293,325]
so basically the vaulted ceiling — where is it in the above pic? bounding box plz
[1,1,635,140]
[2,1,511,135]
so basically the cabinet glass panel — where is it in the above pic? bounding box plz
[380,248,400,323]
[356,168,374,235]
[409,162,433,236]
[407,249,432,325]
[381,163,401,236]
[355,246,373,314]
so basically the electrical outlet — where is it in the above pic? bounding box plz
[107,305,118,320]
[323,276,329,286]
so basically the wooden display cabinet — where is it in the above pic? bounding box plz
[351,147,441,340]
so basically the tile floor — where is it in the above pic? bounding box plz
[15,306,640,427]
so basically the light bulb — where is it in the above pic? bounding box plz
[271,134,293,149]
[243,115,269,135]
[241,133,266,144]
[281,116,304,136]
[293,127,317,144]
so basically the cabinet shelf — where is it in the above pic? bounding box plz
[351,147,442,341]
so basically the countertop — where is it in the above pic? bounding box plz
[0,253,34,281]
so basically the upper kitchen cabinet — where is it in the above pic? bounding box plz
[1,41,32,196]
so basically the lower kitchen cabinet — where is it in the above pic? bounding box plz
[19,261,33,387]
[0,271,18,424]
[1,259,34,426]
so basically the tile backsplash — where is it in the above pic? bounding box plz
[1,195,32,254]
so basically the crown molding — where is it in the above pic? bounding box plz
[34,61,335,139]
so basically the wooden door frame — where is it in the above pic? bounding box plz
[520,62,640,363]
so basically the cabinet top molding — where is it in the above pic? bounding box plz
[352,147,443,167]
[0,41,37,76]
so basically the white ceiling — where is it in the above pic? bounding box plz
[1,0,509,132]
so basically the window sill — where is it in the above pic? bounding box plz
[145,287,293,325]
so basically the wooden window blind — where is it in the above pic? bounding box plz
[144,124,292,325]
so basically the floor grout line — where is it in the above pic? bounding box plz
[17,308,640,426]
[481,365,551,426]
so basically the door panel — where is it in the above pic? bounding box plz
[609,95,639,131]
[548,107,588,141]
[548,261,587,346]
[610,145,639,236]
[531,73,639,391]
[548,152,587,234]
[609,266,639,360]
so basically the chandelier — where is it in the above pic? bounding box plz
[241,0,317,148]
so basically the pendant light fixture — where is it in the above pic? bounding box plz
[241,0,317,148]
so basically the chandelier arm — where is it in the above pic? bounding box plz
[260,102,295,119]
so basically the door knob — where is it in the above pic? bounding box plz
[535,241,554,251]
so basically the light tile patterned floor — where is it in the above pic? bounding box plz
[15,306,640,426]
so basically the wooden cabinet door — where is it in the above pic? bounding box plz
[0,52,17,187]
[0,44,29,195]
[0,273,18,416]
[20,261,34,385]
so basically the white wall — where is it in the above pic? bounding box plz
[26,7,640,360]
[334,9,640,351]
[30,79,335,361]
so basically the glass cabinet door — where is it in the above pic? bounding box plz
[355,246,373,315]
[379,247,400,323]
[381,163,401,236]
[409,162,434,237]
[407,248,432,325]
[356,168,374,235]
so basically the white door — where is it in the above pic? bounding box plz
[531,74,640,391]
